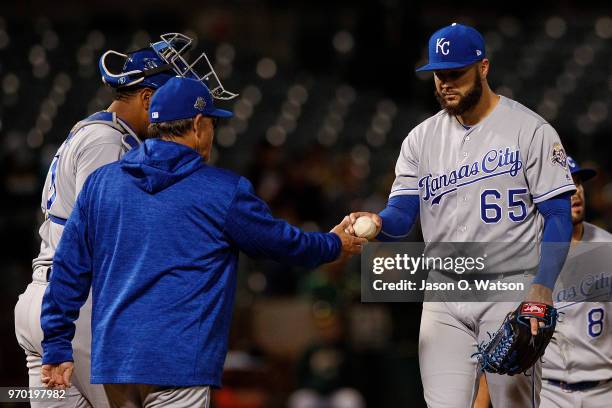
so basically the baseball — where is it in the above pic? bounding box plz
[353,216,377,240]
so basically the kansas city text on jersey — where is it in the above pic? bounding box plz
[419,147,523,205]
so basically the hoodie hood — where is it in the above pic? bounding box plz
[121,139,204,193]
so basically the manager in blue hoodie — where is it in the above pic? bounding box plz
[40,76,367,406]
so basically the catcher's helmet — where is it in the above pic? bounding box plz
[99,47,174,89]
[98,32,238,100]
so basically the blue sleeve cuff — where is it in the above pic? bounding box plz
[377,195,419,242]
[326,232,342,262]
[533,192,573,289]
[42,345,74,365]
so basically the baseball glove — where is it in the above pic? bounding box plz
[473,302,558,375]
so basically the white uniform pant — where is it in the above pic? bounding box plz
[14,278,109,408]
[419,302,541,408]
[540,379,612,408]
[103,384,210,408]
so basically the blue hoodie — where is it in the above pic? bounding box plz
[41,139,341,387]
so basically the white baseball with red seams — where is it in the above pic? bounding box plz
[353,216,377,240]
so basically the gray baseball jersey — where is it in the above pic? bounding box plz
[15,111,140,408]
[404,96,575,408]
[542,222,612,383]
[32,111,140,274]
[390,95,574,252]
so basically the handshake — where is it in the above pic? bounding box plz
[330,212,382,261]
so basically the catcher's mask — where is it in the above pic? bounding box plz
[150,33,238,100]
[98,32,238,100]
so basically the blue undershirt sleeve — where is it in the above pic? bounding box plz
[533,192,573,289]
[376,195,420,242]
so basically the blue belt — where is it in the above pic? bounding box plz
[546,378,610,392]
[49,214,67,226]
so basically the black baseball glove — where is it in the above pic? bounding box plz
[473,302,558,375]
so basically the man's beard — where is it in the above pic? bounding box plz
[435,73,483,116]
[572,209,585,225]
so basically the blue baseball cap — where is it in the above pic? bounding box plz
[416,23,486,72]
[99,47,174,89]
[149,76,233,123]
[567,156,596,181]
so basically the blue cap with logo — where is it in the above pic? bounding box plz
[567,156,597,181]
[149,76,233,123]
[99,47,174,89]
[416,23,486,72]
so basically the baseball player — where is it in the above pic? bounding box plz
[38,76,366,407]
[13,34,222,407]
[540,156,612,407]
[348,23,575,407]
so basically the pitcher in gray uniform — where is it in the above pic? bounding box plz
[348,23,574,407]
[541,156,612,407]
[13,34,231,407]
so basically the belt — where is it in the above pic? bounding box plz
[32,266,52,283]
[49,214,67,226]
[546,378,611,392]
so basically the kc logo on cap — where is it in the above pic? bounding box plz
[436,38,450,55]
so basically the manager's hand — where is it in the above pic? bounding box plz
[42,362,74,390]
[331,216,368,261]
[347,211,382,239]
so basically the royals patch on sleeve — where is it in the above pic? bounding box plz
[550,143,567,168]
